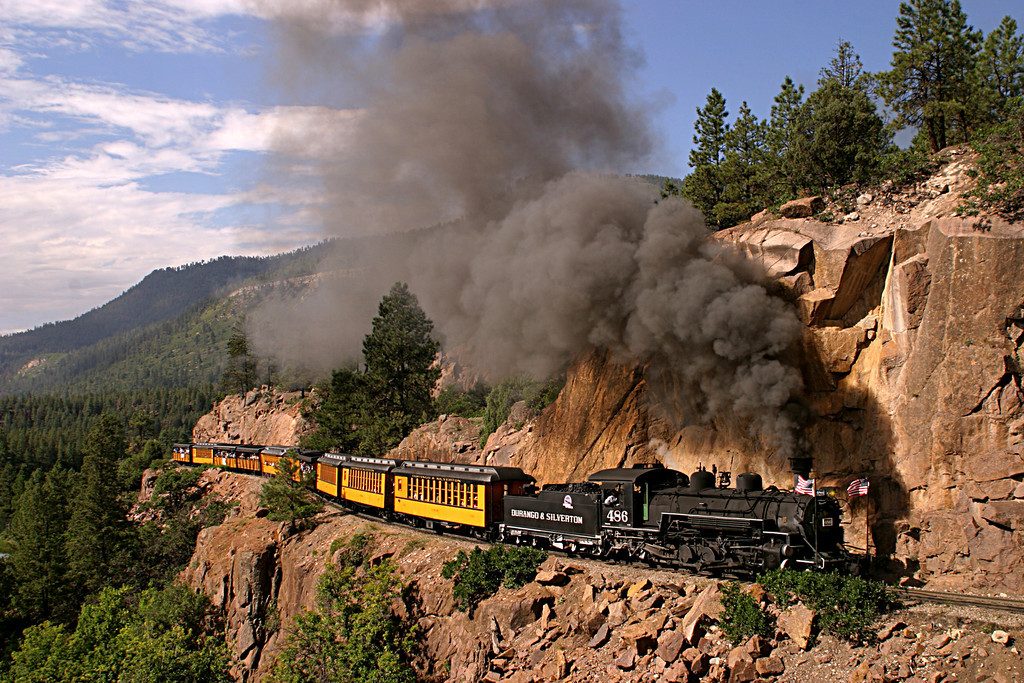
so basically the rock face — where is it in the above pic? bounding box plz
[390,414,482,463]
[193,387,311,446]
[183,472,1024,683]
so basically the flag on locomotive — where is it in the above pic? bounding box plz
[795,475,815,496]
[847,477,870,498]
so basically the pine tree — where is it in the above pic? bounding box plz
[789,81,889,191]
[65,414,132,600]
[360,283,441,453]
[7,468,73,622]
[222,323,258,396]
[716,102,770,227]
[766,76,805,199]
[302,283,440,455]
[976,16,1024,117]
[681,88,729,225]
[785,41,889,191]
[879,0,982,151]
[258,454,323,529]
[820,39,866,89]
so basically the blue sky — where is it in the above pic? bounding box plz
[1,0,1021,334]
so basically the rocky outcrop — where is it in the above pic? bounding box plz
[390,414,483,463]
[193,386,312,446]
[183,472,1024,683]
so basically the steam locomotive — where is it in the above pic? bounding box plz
[173,443,851,575]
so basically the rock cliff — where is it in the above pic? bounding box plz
[193,386,312,446]
[182,471,1023,683]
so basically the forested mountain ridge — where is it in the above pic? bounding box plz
[0,245,329,395]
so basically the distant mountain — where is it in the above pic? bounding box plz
[0,243,330,394]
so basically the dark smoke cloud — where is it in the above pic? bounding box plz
[253,0,805,456]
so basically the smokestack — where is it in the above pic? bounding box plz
[255,0,808,461]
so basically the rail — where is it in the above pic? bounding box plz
[900,587,1024,614]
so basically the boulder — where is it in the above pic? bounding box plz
[534,569,569,586]
[780,196,825,218]
[613,647,636,670]
[588,622,610,648]
[755,656,785,676]
[657,630,687,663]
[619,621,658,656]
[777,604,816,650]
[626,577,652,598]
[728,658,758,683]
[679,584,724,644]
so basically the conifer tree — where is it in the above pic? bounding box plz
[7,469,72,622]
[976,16,1024,116]
[766,76,805,199]
[789,42,890,191]
[820,39,866,90]
[360,283,440,453]
[65,414,132,600]
[681,88,729,225]
[258,454,323,529]
[222,323,258,396]
[302,283,440,455]
[716,102,770,227]
[879,0,982,151]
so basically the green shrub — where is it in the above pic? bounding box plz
[959,97,1024,222]
[433,384,489,418]
[760,569,898,642]
[877,144,938,188]
[479,376,564,447]
[441,545,547,614]
[720,582,773,644]
[270,559,416,683]
[258,455,323,527]
[330,532,373,569]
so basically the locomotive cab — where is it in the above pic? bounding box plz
[588,464,686,528]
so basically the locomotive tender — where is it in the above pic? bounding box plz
[173,443,851,575]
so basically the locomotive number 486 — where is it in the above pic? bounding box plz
[606,509,629,524]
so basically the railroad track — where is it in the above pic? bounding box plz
[901,588,1024,614]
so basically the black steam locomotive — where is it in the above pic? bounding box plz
[174,443,851,575]
[502,464,850,574]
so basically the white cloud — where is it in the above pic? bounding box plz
[0,65,356,330]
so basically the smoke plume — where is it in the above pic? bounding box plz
[253,0,806,456]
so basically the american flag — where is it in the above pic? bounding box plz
[847,478,870,497]
[795,475,815,496]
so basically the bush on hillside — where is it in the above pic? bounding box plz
[479,376,564,447]
[441,545,547,615]
[760,569,898,642]
[720,581,773,644]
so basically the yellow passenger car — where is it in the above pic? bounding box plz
[172,443,192,464]
[260,446,291,477]
[391,461,534,529]
[235,445,264,473]
[316,452,345,498]
[212,444,236,469]
[338,456,399,510]
[192,442,215,466]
